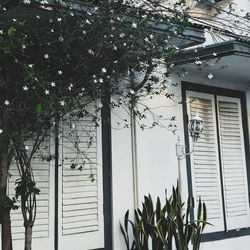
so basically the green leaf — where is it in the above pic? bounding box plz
[8,27,15,37]
[36,103,42,114]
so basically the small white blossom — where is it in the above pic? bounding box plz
[22,45,26,49]
[132,23,137,28]
[195,60,202,65]
[25,146,29,151]
[51,82,56,87]
[149,34,154,39]
[68,83,73,91]
[144,37,149,43]
[88,49,94,55]
[23,86,28,91]
[0,30,3,34]
[4,100,9,105]
[36,15,40,19]
[208,73,214,79]
[99,78,104,83]
[44,54,49,59]
[86,19,91,25]
[102,68,107,73]
[58,70,63,75]
[41,0,49,4]
[51,29,54,33]
[113,45,117,50]
[12,19,17,22]
[130,89,135,95]
[45,89,49,95]
[28,64,34,68]
[59,35,64,42]
[170,63,174,68]
[60,101,65,106]
[23,0,31,4]
[0,129,3,134]
[213,52,217,56]
[57,17,62,22]
[119,33,125,38]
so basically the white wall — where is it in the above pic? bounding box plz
[111,73,250,250]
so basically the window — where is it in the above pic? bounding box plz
[183,83,250,239]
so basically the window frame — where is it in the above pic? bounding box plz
[182,81,250,242]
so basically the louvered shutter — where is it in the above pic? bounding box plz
[186,91,225,233]
[58,102,104,250]
[8,137,53,248]
[217,96,250,230]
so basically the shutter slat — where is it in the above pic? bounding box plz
[187,92,225,233]
[61,107,101,237]
[217,97,250,230]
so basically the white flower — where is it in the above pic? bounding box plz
[51,82,56,87]
[113,45,117,50]
[60,101,65,106]
[68,83,73,91]
[22,45,26,49]
[102,68,107,73]
[149,34,154,39]
[58,70,63,75]
[86,19,91,24]
[170,63,174,68]
[44,54,49,59]
[45,89,49,95]
[0,30,3,34]
[195,60,202,65]
[23,0,31,4]
[119,33,125,38]
[59,35,64,42]
[208,73,214,79]
[41,0,49,4]
[0,129,3,134]
[12,19,17,22]
[51,29,54,33]
[28,64,34,68]
[130,89,135,95]
[99,78,104,83]
[57,17,62,22]
[23,86,28,91]
[132,23,137,28]
[88,49,94,55]
[144,37,149,43]
[25,146,29,151]
[113,60,118,64]
[36,15,40,19]
[4,100,9,105]
[213,52,217,56]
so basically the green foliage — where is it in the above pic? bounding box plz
[15,176,40,201]
[120,186,207,250]
[0,195,18,210]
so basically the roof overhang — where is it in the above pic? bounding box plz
[171,40,250,85]
[0,3,205,49]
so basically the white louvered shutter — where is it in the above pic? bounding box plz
[186,91,225,233]
[59,102,104,250]
[217,96,250,230]
[9,137,53,250]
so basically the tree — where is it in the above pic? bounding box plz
[0,0,191,249]
[0,0,249,249]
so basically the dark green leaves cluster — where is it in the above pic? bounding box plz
[120,186,207,250]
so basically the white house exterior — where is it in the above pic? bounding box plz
[5,1,250,250]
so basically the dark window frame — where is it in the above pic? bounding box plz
[182,81,250,242]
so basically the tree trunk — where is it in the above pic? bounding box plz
[0,136,13,250]
[24,223,33,250]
